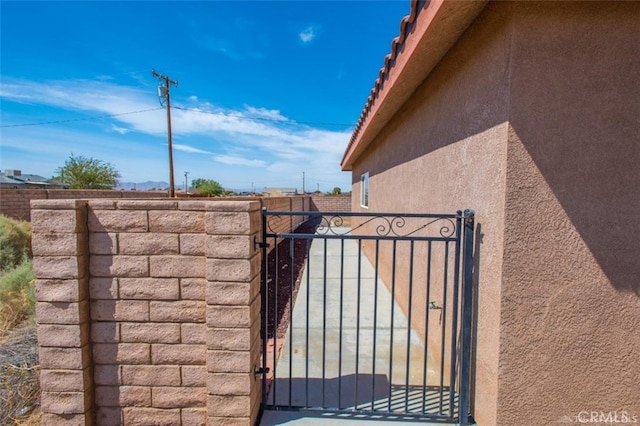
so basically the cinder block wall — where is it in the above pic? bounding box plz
[1,189,169,221]
[309,194,351,212]
[31,199,268,425]
[2,191,311,224]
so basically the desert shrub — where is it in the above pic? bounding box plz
[0,216,31,272]
[0,260,35,336]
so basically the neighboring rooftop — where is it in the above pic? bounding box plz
[0,170,65,188]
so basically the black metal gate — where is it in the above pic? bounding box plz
[259,209,475,424]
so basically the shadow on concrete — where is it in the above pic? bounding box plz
[263,375,457,421]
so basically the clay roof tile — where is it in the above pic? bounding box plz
[344,0,424,163]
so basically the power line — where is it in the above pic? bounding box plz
[1,105,355,130]
[0,108,164,128]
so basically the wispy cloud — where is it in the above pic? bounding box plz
[242,106,287,122]
[173,144,213,154]
[111,124,131,134]
[213,155,267,167]
[299,26,317,43]
[1,77,353,190]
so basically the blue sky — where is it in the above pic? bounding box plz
[0,1,409,192]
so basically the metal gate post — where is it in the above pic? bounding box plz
[259,207,269,413]
[458,209,475,426]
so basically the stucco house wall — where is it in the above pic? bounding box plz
[344,1,639,424]
[499,2,640,424]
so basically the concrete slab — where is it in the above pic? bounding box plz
[260,409,450,425]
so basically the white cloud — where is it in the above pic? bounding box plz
[299,26,316,43]
[0,77,353,190]
[111,124,131,134]
[173,144,212,154]
[213,155,267,167]
[243,106,287,122]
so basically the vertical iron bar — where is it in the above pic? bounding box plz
[260,208,268,409]
[338,238,345,409]
[354,239,362,410]
[439,241,450,414]
[305,238,311,407]
[448,213,463,417]
[371,239,380,410]
[388,241,397,412]
[288,237,294,408]
[322,237,328,408]
[422,241,433,413]
[405,241,415,412]
[458,210,475,426]
[273,231,279,406]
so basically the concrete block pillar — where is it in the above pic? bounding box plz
[205,201,262,425]
[31,200,94,425]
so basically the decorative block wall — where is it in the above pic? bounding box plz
[31,199,264,425]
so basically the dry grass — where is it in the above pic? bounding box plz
[0,216,39,425]
[0,216,31,273]
[0,261,35,337]
[0,324,40,425]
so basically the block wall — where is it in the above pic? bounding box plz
[31,199,265,425]
[1,189,168,221]
[309,195,351,213]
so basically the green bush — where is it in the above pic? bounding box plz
[0,216,31,272]
[0,260,35,334]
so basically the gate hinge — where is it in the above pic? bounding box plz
[254,236,270,250]
[254,366,270,378]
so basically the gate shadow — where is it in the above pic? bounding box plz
[266,374,456,418]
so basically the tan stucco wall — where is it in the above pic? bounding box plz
[499,2,640,424]
[350,1,639,424]
[351,4,513,424]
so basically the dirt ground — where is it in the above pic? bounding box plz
[0,323,40,425]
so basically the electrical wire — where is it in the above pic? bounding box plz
[1,106,355,129]
[0,108,164,128]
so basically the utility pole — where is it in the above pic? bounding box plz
[302,172,305,194]
[184,171,189,192]
[153,70,178,197]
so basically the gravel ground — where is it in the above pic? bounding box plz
[265,217,321,339]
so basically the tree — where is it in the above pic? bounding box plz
[191,178,225,196]
[327,187,342,196]
[55,154,120,189]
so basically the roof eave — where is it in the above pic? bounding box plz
[341,0,488,171]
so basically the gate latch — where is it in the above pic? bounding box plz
[429,301,443,325]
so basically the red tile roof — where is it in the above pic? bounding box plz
[343,0,423,166]
[341,0,487,170]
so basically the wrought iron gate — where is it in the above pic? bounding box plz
[259,209,475,424]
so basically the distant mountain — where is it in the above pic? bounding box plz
[116,181,170,191]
